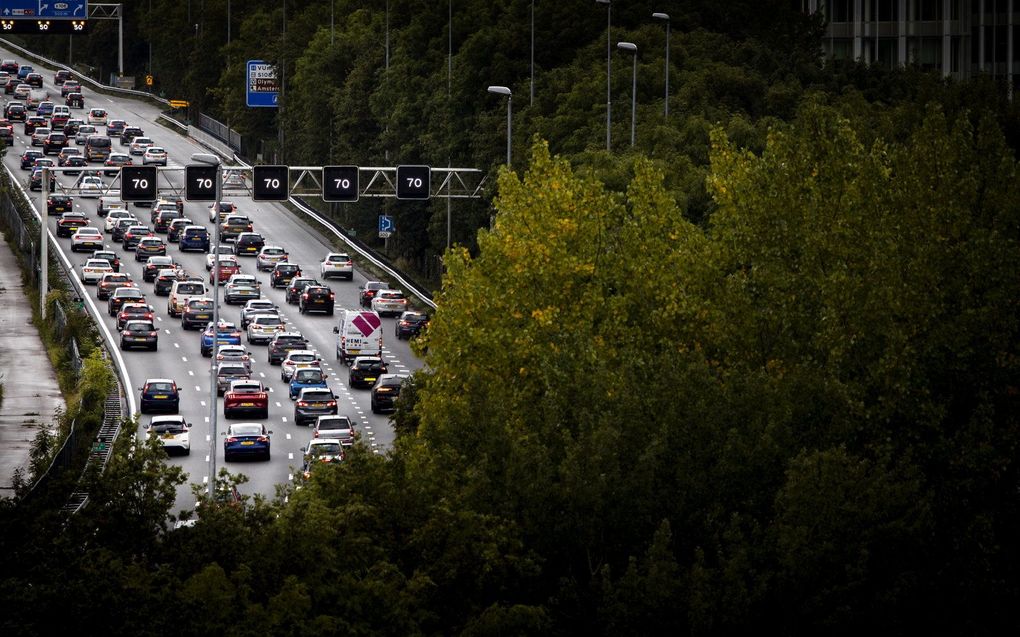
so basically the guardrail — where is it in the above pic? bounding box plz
[0,37,172,109]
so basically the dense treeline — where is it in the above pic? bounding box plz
[3,2,1020,633]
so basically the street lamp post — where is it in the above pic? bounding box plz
[617,42,637,147]
[191,152,222,494]
[530,0,535,106]
[487,86,512,165]
[652,12,670,118]
[595,0,611,151]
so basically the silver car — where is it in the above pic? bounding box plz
[216,362,251,395]
[246,313,285,344]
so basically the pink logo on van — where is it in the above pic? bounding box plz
[351,312,381,337]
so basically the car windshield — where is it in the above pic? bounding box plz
[264,248,284,255]
[357,361,385,372]
[127,321,153,330]
[146,383,173,393]
[295,370,323,382]
[178,283,203,294]
[291,354,316,363]
[232,384,261,394]
[277,265,298,272]
[318,417,352,429]
[189,300,213,310]
[231,424,263,436]
[219,366,247,376]
[255,317,282,326]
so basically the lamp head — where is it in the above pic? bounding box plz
[617,42,637,53]
[487,86,512,96]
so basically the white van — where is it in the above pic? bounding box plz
[168,279,208,317]
[333,309,383,364]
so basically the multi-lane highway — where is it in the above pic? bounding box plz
[0,45,424,514]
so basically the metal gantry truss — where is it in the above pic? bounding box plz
[288,166,487,199]
[41,165,488,201]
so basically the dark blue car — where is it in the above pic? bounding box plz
[139,378,180,414]
[179,226,210,252]
[289,368,329,400]
[223,422,271,461]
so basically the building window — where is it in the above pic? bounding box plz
[827,0,853,22]
[951,36,960,73]
[832,38,853,59]
[877,38,899,67]
[877,0,899,21]
[918,0,942,21]
[918,37,943,69]
[949,0,960,20]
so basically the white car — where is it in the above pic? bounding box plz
[70,227,104,252]
[146,415,191,455]
[256,245,288,271]
[280,350,322,382]
[104,209,136,233]
[142,146,167,166]
[79,258,113,284]
[319,252,353,280]
[371,289,408,317]
[206,244,236,270]
[301,438,344,474]
[128,136,154,155]
[246,313,285,344]
[87,108,108,126]
[13,83,30,99]
[75,124,97,145]
[79,175,105,198]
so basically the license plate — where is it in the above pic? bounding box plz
[364,377,376,382]
[240,441,254,446]
[240,402,254,407]
[195,314,210,319]
[314,299,323,303]
[154,394,167,399]
[311,402,324,408]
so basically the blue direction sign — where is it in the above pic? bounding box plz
[378,215,395,238]
[246,60,279,108]
[1,1,87,18]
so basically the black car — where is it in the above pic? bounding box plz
[182,298,215,330]
[29,169,55,192]
[167,218,192,242]
[5,102,26,121]
[42,132,68,155]
[24,116,44,135]
[395,311,430,339]
[371,374,408,413]
[123,225,152,250]
[25,73,43,88]
[139,379,180,414]
[153,209,182,233]
[348,356,388,389]
[293,388,338,426]
[46,194,74,216]
[108,288,146,316]
[93,250,120,272]
[359,281,390,308]
[298,285,334,315]
[154,270,186,296]
[233,232,265,256]
[62,156,87,175]
[54,69,72,85]
[267,332,309,365]
[111,218,137,243]
[270,263,301,288]
[120,320,158,351]
[120,126,144,145]
[19,150,42,169]
[285,277,321,305]
[142,256,175,282]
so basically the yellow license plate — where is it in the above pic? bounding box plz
[241,441,254,446]
[240,402,254,407]
[154,394,167,398]
[311,402,324,408]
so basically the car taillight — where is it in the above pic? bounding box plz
[296,401,308,407]
[149,331,158,337]
[257,436,269,443]
[225,437,237,444]
[400,321,410,327]
[145,313,153,319]
[327,401,336,407]
[329,293,335,299]
[302,293,309,300]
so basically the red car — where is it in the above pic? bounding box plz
[210,257,241,285]
[223,380,269,419]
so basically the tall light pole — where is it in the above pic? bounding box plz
[617,42,637,147]
[487,86,512,166]
[191,153,223,494]
[652,12,670,118]
[38,167,49,319]
[530,0,535,106]
[595,0,611,151]
[447,0,453,250]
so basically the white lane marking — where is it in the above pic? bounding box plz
[194,385,201,391]
[259,372,265,377]
[288,452,293,460]
[202,475,208,484]
[205,455,210,462]
[200,400,206,407]
[205,434,211,442]
[285,433,291,440]
[188,370,194,376]
[164,329,171,334]
[281,417,288,423]
[275,401,281,407]
[173,342,179,348]
[156,316,162,321]
[182,356,188,362]
[204,416,209,423]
